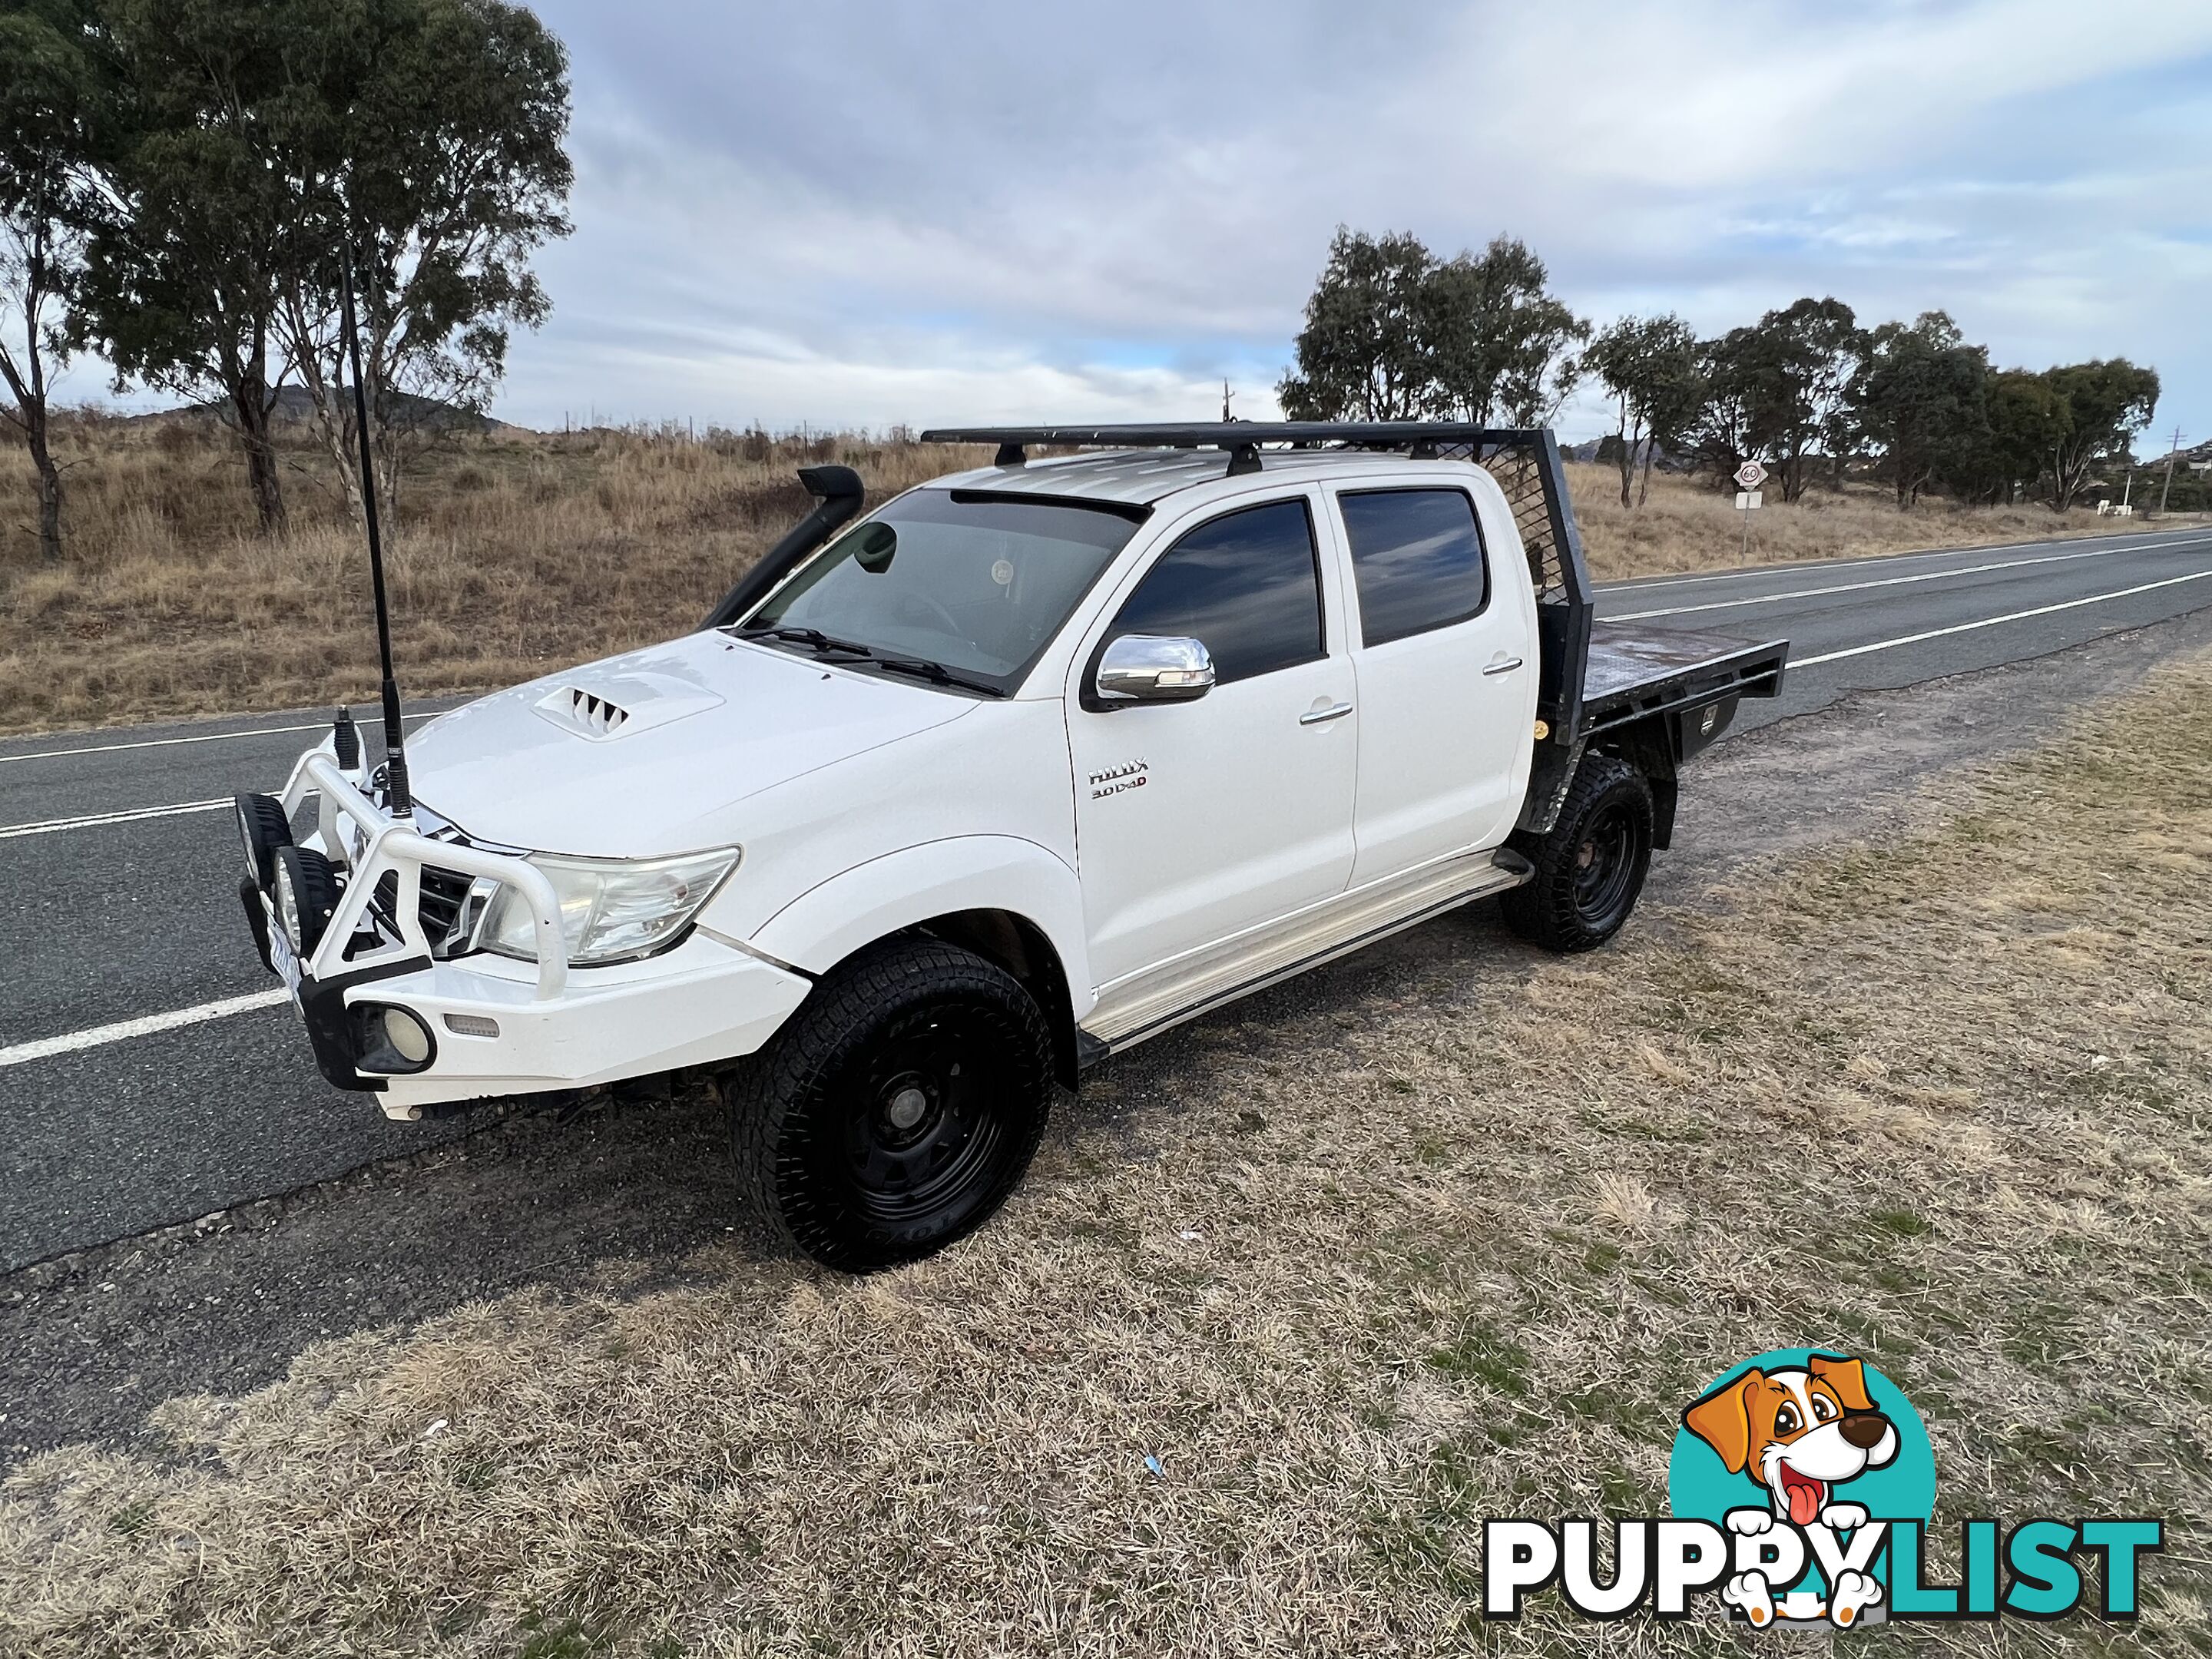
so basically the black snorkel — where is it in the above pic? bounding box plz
[703,463,866,630]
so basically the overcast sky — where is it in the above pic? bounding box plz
[406,2,2212,446]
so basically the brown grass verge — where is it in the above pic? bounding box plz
[1564,465,2184,583]
[0,419,2187,737]
[3,657,2206,1654]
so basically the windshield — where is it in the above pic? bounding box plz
[740,490,1142,694]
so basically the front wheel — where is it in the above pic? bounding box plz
[1500,754,1654,953]
[726,938,1054,1272]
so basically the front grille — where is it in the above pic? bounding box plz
[418,866,474,951]
[363,864,475,955]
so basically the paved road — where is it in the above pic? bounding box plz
[5,523,2211,1270]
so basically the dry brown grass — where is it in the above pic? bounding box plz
[1564,462,2175,583]
[0,418,975,737]
[0,419,2186,738]
[3,653,2206,1654]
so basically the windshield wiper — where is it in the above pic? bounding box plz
[737,624,875,659]
[867,654,1007,697]
[738,624,1002,696]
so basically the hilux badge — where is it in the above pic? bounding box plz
[1088,760,1148,800]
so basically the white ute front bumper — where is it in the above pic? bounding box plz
[243,751,812,1120]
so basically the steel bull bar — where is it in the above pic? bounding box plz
[245,751,567,1103]
[282,751,568,997]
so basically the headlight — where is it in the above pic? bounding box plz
[478,847,740,966]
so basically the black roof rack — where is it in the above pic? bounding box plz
[918,421,1548,474]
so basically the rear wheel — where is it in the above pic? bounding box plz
[727,938,1054,1273]
[1500,754,1654,953]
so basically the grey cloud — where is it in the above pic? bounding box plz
[504,0,2211,440]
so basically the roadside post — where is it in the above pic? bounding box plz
[1734,460,1767,560]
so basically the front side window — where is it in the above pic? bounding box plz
[1336,488,1489,647]
[747,490,1142,693]
[1101,498,1323,685]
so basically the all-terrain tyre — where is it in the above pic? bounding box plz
[1499,754,1654,954]
[727,937,1055,1273]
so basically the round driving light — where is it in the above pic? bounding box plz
[273,845,339,956]
[382,1008,432,1065]
[274,861,301,950]
[352,1002,437,1075]
[235,792,292,888]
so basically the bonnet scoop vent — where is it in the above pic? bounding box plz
[531,671,724,741]
[561,687,629,737]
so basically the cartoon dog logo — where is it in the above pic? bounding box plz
[1681,1353,1900,1628]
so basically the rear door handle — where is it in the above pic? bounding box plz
[1300,700,1354,726]
[1482,656,1525,677]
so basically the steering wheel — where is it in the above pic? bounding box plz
[890,588,966,642]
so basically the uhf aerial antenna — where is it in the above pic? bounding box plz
[339,245,410,819]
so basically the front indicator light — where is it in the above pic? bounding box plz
[478,847,740,967]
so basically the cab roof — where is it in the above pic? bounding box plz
[928,445,1480,509]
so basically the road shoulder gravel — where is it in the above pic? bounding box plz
[5,602,2210,1465]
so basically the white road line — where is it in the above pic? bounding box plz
[0,710,435,767]
[1600,530,2212,593]
[1793,567,2212,667]
[1607,541,2194,621]
[0,798,230,839]
[0,988,291,1070]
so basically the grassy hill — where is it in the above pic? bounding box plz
[0,412,2185,735]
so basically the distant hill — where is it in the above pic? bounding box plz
[127,385,525,435]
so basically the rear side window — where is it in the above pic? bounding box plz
[1104,498,1323,684]
[1337,488,1489,647]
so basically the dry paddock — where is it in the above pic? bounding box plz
[0,415,2183,735]
[2,690,2207,1648]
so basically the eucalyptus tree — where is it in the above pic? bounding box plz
[1423,237,1588,427]
[1277,228,1586,426]
[1277,227,1436,421]
[2039,359,2159,511]
[1585,311,1700,508]
[1852,312,1991,508]
[0,0,102,561]
[1740,296,1863,502]
[273,0,570,523]
[75,0,570,533]
[75,0,303,531]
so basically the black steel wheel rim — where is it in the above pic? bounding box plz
[1571,803,1639,929]
[838,1002,1015,1227]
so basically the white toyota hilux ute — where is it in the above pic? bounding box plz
[237,422,1786,1271]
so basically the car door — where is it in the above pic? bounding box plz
[1065,492,1358,995]
[1329,482,1536,886]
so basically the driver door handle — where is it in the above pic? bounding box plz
[1482,656,1525,677]
[1300,700,1354,726]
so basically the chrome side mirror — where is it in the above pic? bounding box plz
[1094,634,1216,704]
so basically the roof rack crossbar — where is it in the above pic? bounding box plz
[919,421,1549,455]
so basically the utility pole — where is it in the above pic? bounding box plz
[1221,379,1234,422]
[2157,423,2184,518]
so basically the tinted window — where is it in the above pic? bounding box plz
[1104,499,1323,685]
[1337,488,1489,647]
[752,490,1139,691]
